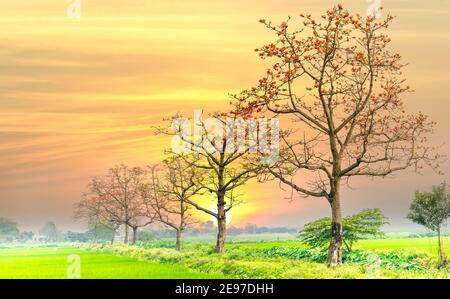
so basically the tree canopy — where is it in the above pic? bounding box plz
[39,221,58,241]
[407,183,450,268]
[233,3,438,267]
[299,208,389,252]
[407,183,450,232]
[0,217,20,236]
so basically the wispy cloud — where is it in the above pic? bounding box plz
[1,0,449,230]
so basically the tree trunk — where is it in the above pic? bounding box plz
[327,183,343,267]
[132,227,138,245]
[93,224,98,243]
[343,239,351,252]
[111,229,116,245]
[437,228,448,268]
[124,225,129,244]
[175,229,182,251]
[215,202,226,253]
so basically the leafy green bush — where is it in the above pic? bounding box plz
[299,209,389,252]
[139,240,176,249]
[140,248,184,263]
[257,246,328,262]
[248,246,429,271]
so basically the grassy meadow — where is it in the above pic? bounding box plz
[0,246,221,279]
[223,237,450,255]
[355,237,450,255]
[0,235,449,279]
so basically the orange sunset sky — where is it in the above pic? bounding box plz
[1,0,450,231]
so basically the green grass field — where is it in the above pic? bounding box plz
[226,237,450,255]
[0,236,449,279]
[0,246,220,279]
[355,237,450,255]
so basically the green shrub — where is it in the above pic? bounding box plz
[247,246,430,271]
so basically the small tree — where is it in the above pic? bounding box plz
[0,217,19,236]
[87,223,115,243]
[75,191,121,244]
[142,158,202,251]
[407,183,450,268]
[128,217,155,245]
[83,165,153,244]
[157,112,263,253]
[342,208,389,251]
[299,208,388,252]
[40,222,58,242]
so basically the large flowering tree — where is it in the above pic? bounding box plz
[236,5,439,266]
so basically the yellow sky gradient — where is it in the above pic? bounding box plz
[1,0,450,231]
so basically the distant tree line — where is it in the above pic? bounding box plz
[0,217,31,243]
[0,215,297,245]
[0,219,59,243]
[74,161,210,251]
[227,224,298,235]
